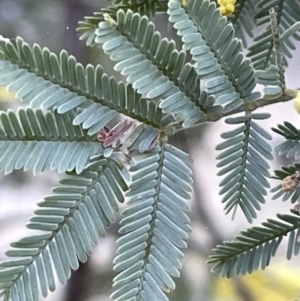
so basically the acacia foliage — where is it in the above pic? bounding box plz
[0,0,300,300]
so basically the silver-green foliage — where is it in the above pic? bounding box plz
[211,121,300,277]
[0,0,300,300]
[216,112,273,223]
[0,159,127,299]
[247,0,300,69]
[168,0,256,112]
[0,108,103,174]
[270,122,300,203]
[77,0,169,45]
[228,0,256,47]
[208,213,300,277]
[94,9,212,127]
[112,144,192,301]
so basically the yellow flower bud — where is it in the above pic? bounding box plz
[218,0,236,16]
[182,0,188,7]
[220,5,227,14]
[226,3,235,13]
[294,91,300,113]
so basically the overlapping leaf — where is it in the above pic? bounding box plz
[94,10,215,127]
[271,164,300,204]
[272,121,300,158]
[0,108,102,174]
[228,0,256,47]
[270,122,300,203]
[248,0,300,69]
[255,65,283,98]
[208,213,300,277]
[255,65,280,87]
[216,113,273,222]
[0,159,128,300]
[168,0,257,113]
[77,0,168,45]
[1,0,299,299]
[0,36,169,138]
[111,143,192,301]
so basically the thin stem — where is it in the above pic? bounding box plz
[270,7,286,89]
[173,89,296,133]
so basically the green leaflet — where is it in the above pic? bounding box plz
[208,213,300,277]
[216,112,273,222]
[277,123,300,137]
[0,160,128,300]
[111,143,192,301]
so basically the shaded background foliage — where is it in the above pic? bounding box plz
[1,0,300,300]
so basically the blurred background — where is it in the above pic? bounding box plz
[1,0,300,300]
